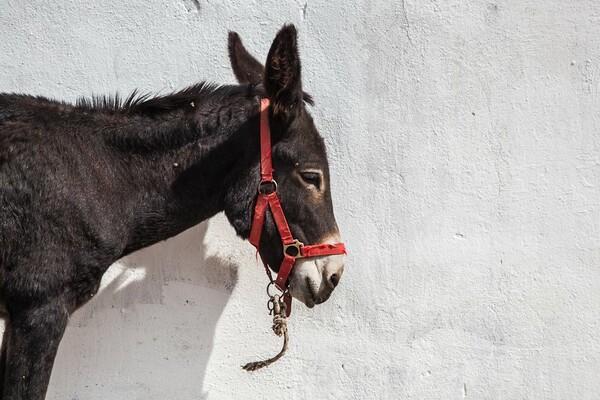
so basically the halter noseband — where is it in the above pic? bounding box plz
[248,98,346,313]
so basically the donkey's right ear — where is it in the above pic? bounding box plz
[228,32,265,84]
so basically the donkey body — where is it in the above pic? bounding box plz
[0,25,344,399]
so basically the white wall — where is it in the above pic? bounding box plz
[1,1,600,399]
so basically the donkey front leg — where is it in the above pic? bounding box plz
[3,299,69,400]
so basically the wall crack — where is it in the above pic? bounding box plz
[400,0,414,47]
[384,0,414,48]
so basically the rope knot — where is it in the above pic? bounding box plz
[272,314,286,336]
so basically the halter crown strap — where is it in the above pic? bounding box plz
[259,99,274,182]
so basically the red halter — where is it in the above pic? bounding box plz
[249,98,346,313]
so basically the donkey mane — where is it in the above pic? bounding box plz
[75,82,261,116]
[75,80,312,117]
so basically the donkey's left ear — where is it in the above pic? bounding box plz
[264,24,304,120]
[228,31,265,84]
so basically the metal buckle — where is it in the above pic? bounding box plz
[283,239,304,258]
[258,179,277,195]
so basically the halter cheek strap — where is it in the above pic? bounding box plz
[249,98,346,314]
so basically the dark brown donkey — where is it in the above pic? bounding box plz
[0,24,345,399]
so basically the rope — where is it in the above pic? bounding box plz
[243,294,289,371]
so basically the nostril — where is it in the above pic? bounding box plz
[329,273,340,288]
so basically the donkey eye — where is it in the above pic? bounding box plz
[299,171,322,188]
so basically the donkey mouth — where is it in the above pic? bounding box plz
[304,276,332,308]
[289,271,333,308]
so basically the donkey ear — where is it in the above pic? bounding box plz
[264,24,303,119]
[228,31,265,84]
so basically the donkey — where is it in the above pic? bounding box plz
[0,24,345,399]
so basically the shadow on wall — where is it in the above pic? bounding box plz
[42,221,238,400]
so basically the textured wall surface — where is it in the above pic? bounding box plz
[1,1,600,399]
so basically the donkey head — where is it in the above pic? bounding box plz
[226,25,345,308]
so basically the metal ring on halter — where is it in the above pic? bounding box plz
[267,298,275,313]
[258,179,277,195]
[266,281,279,297]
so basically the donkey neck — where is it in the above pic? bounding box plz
[101,87,262,255]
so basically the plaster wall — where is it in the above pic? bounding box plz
[1,1,599,399]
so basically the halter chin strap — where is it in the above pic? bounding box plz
[249,98,346,314]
